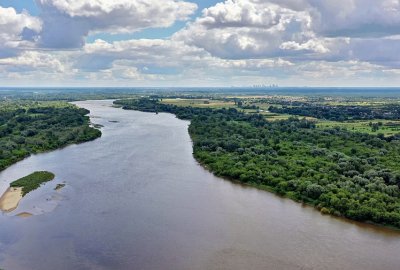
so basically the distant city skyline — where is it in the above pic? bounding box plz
[1,0,400,87]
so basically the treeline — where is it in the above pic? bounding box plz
[116,98,400,228]
[0,102,101,171]
[269,104,400,121]
[115,98,214,120]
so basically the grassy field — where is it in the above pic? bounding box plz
[317,119,400,136]
[322,100,400,107]
[261,112,292,121]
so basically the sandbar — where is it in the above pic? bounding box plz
[16,212,33,218]
[0,187,23,212]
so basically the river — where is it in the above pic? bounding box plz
[0,100,399,270]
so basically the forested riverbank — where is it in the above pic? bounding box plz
[0,101,101,172]
[115,98,400,229]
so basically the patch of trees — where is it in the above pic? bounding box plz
[0,103,101,171]
[116,98,400,229]
[269,104,400,121]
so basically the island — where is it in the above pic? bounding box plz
[0,171,55,212]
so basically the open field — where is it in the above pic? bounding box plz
[317,119,400,136]
[321,100,400,107]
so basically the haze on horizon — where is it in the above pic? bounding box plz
[1,0,400,88]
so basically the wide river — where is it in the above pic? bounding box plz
[0,100,400,270]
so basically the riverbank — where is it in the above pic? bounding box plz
[199,159,400,232]
[193,136,400,232]
[0,102,102,175]
[115,98,400,230]
[0,187,23,212]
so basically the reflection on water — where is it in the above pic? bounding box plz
[0,100,399,270]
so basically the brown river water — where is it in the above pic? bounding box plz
[0,100,399,270]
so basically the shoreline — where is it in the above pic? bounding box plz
[194,158,400,233]
[0,187,23,212]
[116,101,400,232]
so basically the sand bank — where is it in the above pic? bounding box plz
[0,187,23,212]
[16,212,33,218]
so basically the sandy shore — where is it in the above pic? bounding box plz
[0,187,23,212]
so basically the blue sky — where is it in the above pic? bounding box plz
[0,0,400,87]
[1,0,39,14]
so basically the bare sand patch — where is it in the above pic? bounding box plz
[16,212,33,218]
[0,187,23,212]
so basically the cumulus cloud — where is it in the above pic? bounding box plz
[78,38,207,71]
[174,0,316,59]
[2,0,400,86]
[280,39,330,54]
[171,0,400,71]
[0,6,42,57]
[332,38,400,68]
[78,38,293,74]
[308,0,400,37]
[36,0,197,48]
[0,51,66,72]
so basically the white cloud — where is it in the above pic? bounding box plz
[308,0,400,37]
[0,51,66,72]
[36,0,197,48]
[79,38,207,71]
[79,38,293,73]
[172,0,400,70]
[2,0,400,86]
[280,39,329,54]
[0,6,42,57]
[173,0,318,59]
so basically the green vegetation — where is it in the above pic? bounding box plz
[269,103,400,121]
[116,98,400,229]
[10,171,55,196]
[0,101,101,171]
[161,98,236,109]
[317,120,400,136]
[55,183,66,190]
[114,98,216,119]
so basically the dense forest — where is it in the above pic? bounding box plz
[269,104,400,121]
[0,102,101,171]
[116,98,400,228]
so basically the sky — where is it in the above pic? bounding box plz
[1,0,400,87]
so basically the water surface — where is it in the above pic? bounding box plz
[0,100,399,270]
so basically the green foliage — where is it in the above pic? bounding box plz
[54,183,66,190]
[269,104,400,121]
[117,98,400,229]
[114,98,216,120]
[10,171,55,196]
[0,101,101,171]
